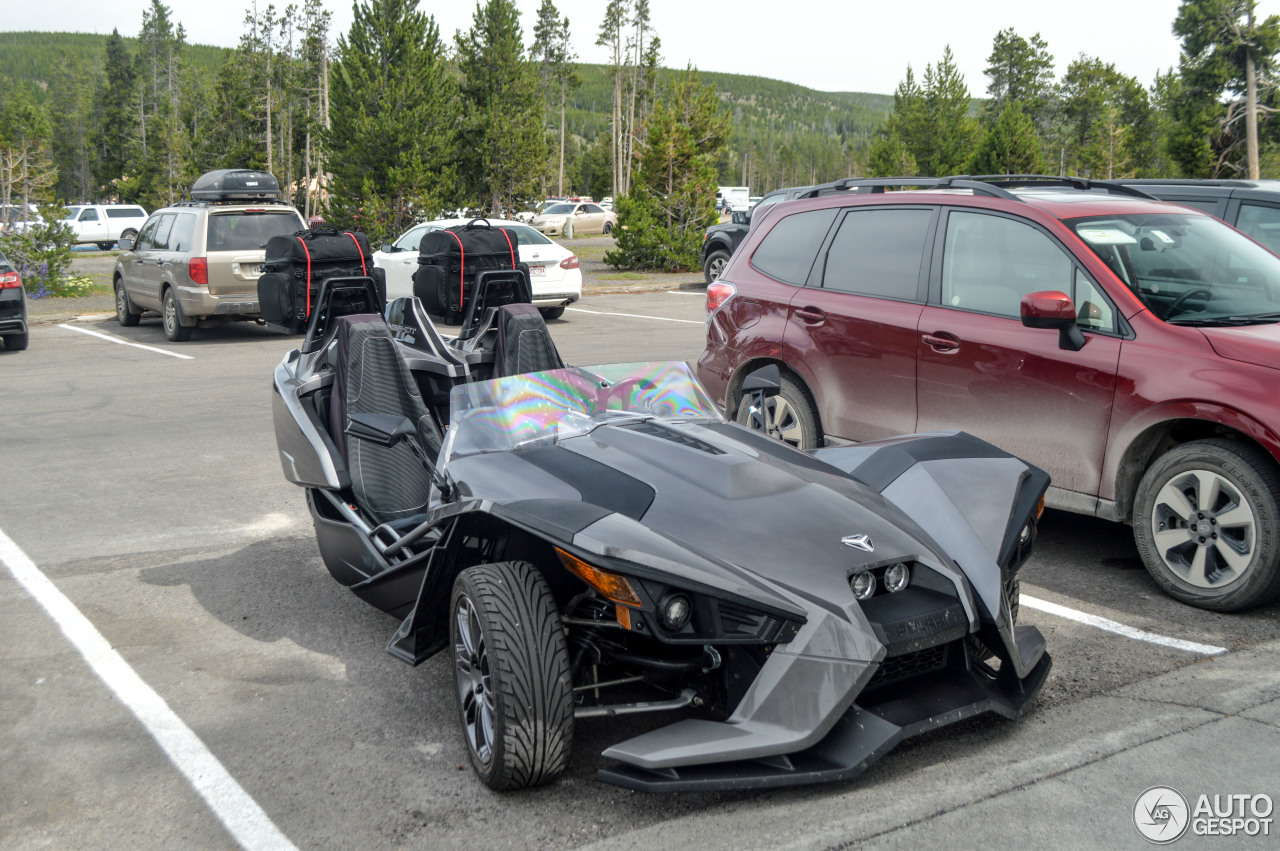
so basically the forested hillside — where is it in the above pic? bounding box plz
[1,29,890,200]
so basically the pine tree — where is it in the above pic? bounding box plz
[596,0,628,199]
[866,67,924,177]
[1171,0,1280,177]
[985,29,1055,127]
[1058,57,1155,178]
[969,102,1047,175]
[456,0,548,216]
[531,0,579,198]
[93,29,138,198]
[326,0,456,242]
[922,47,977,176]
[605,66,729,271]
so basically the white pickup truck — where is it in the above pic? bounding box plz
[61,204,150,249]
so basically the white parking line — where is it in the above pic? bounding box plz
[666,290,706,297]
[567,307,702,324]
[0,527,296,851]
[58,324,194,360]
[1022,594,1228,655]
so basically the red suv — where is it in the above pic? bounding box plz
[697,176,1280,612]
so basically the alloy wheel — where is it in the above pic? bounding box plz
[1149,468,1256,589]
[454,594,495,764]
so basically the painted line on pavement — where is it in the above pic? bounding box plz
[567,307,701,324]
[58,324,194,360]
[0,527,296,851]
[1022,594,1227,655]
[666,290,706,297]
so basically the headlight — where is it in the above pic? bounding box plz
[850,571,876,600]
[884,563,910,593]
[659,594,692,631]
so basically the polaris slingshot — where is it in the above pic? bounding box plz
[269,272,1052,792]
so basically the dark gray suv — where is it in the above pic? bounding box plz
[1122,179,1280,253]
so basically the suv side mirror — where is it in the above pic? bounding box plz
[732,211,749,225]
[119,236,134,251]
[1021,291,1086,352]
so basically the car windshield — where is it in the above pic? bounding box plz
[394,226,429,251]
[1069,213,1280,325]
[444,361,724,459]
[509,224,552,246]
[542,204,575,215]
[207,211,303,251]
[63,207,82,220]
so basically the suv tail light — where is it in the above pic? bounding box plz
[189,257,208,285]
[560,255,579,270]
[0,271,20,289]
[707,281,736,315]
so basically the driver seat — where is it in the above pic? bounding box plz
[330,313,442,527]
[492,303,564,377]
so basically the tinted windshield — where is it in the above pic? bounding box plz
[207,211,302,251]
[1070,213,1280,325]
[542,204,575,215]
[444,361,723,459]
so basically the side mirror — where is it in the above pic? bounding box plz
[742,364,782,396]
[118,237,134,251]
[732,211,749,226]
[346,412,416,447]
[1021,291,1085,352]
[381,243,394,254]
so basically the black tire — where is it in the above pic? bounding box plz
[3,331,29,352]
[538,306,565,321]
[1133,438,1280,611]
[450,560,574,790]
[734,372,821,450]
[703,249,731,284]
[162,288,193,341]
[115,279,140,327]
[603,222,613,235]
[96,241,115,251]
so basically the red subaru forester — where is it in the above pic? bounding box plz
[698,177,1280,612]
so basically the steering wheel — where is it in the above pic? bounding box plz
[1165,287,1213,318]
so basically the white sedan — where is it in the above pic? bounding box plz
[373,218,582,320]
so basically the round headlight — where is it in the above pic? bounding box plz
[850,570,876,600]
[884,563,910,593]
[1019,522,1033,545]
[659,594,691,631]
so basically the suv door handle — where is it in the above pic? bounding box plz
[794,306,825,324]
[922,331,960,352]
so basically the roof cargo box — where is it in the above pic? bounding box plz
[191,169,282,201]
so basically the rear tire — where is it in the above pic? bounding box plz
[163,288,192,341]
[603,222,613,235]
[3,331,29,352]
[734,373,821,450]
[120,228,138,244]
[115,279,140,326]
[96,242,115,251]
[451,560,574,790]
[538,306,565,321]
[703,249,731,284]
[1133,439,1280,611]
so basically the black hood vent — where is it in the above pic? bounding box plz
[621,421,726,455]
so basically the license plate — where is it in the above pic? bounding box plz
[530,264,546,277]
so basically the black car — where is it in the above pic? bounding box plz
[701,185,818,283]
[1122,179,1280,254]
[0,249,28,352]
[268,273,1051,792]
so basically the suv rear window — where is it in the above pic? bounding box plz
[823,208,932,299]
[751,209,838,284]
[207,212,301,251]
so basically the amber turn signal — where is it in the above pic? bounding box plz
[555,548,643,607]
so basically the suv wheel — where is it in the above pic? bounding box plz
[115,279,140,326]
[1134,439,1280,611]
[735,373,821,450]
[703,249,731,284]
[163,289,193,342]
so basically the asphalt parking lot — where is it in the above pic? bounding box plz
[2,289,1279,849]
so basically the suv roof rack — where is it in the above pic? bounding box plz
[171,199,293,208]
[794,175,1157,202]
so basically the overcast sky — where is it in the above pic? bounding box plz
[5,0,1272,95]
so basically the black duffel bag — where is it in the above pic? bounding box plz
[258,224,384,331]
[413,219,520,323]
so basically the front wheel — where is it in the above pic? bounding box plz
[703,249,730,284]
[3,331,29,352]
[734,372,821,450]
[603,222,613,235]
[1134,439,1280,611]
[96,242,115,251]
[451,561,574,790]
[115,279,140,326]
[538,306,565,321]
[162,289,193,341]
